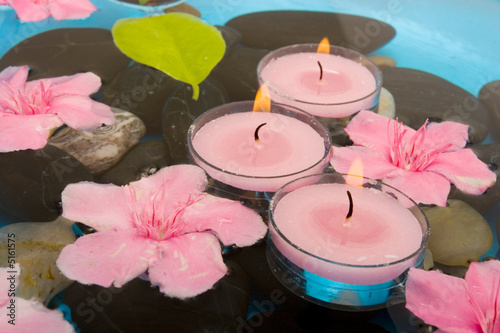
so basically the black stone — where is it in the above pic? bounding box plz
[227,240,313,318]
[162,77,229,164]
[448,143,500,212]
[63,261,250,333]
[225,10,396,54]
[101,63,183,135]
[0,28,131,84]
[212,45,269,102]
[99,140,172,185]
[382,67,489,144]
[216,25,242,50]
[0,145,93,222]
[478,80,500,142]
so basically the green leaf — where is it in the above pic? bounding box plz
[112,13,226,100]
[138,0,150,5]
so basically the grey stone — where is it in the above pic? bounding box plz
[48,108,146,175]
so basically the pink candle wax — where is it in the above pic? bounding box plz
[271,183,424,285]
[259,48,379,118]
[190,111,328,192]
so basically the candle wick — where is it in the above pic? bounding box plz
[317,61,323,81]
[345,190,353,220]
[254,123,267,142]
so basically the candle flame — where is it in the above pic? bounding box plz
[346,157,364,187]
[317,37,330,54]
[253,84,271,112]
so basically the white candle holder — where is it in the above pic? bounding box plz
[267,172,430,311]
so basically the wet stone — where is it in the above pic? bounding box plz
[0,28,131,83]
[478,80,500,142]
[0,145,93,222]
[48,108,147,175]
[378,87,396,119]
[216,25,242,51]
[101,63,183,135]
[212,45,268,102]
[225,11,396,54]
[421,199,493,267]
[382,67,489,143]
[63,261,250,333]
[448,143,500,212]
[368,55,397,67]
[99,140,172,186]
[0,217,76,304]
[162,77,229,164]
[164,3,201,16]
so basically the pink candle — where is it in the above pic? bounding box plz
[270,181,426,285]
[258,44,381,118]
[188,102,331,192]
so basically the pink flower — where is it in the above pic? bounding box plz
[56,165,267,299]
[0,0,97,22]
[0,66,114,153]
[330,110,496,206]
[0,265,75,332]
[405,260,500,333]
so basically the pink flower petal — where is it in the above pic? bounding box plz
[37,72,102,97]
[6,0,50,22]
[0,114,63,152]
[427,149,496,195]
[61,182,135,232]
[424,121,469,151]
[405,267,482,332]
[48,0,97,20]
[57,230,157,288]
[464,261,500,333]
[0,298,74,332]
[0,65,28,88]
[49,95,114,130]
[344,110,405,157]
[149,233,227,299]
[181,194,267,247]
[129,164,208,209]
[330,145,399,179]
[383,170,451,206]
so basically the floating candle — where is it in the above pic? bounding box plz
[267,173,429,309]
[258,43,382,118]
[188,101,331,192]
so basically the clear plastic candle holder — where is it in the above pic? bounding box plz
[257,44,383,144]
[267,172,430,311]
[187,101,331,216]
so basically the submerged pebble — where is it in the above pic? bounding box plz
[0,217,76,304]
[422,199,493,267]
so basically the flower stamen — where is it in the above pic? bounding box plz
[388,119,451,172]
